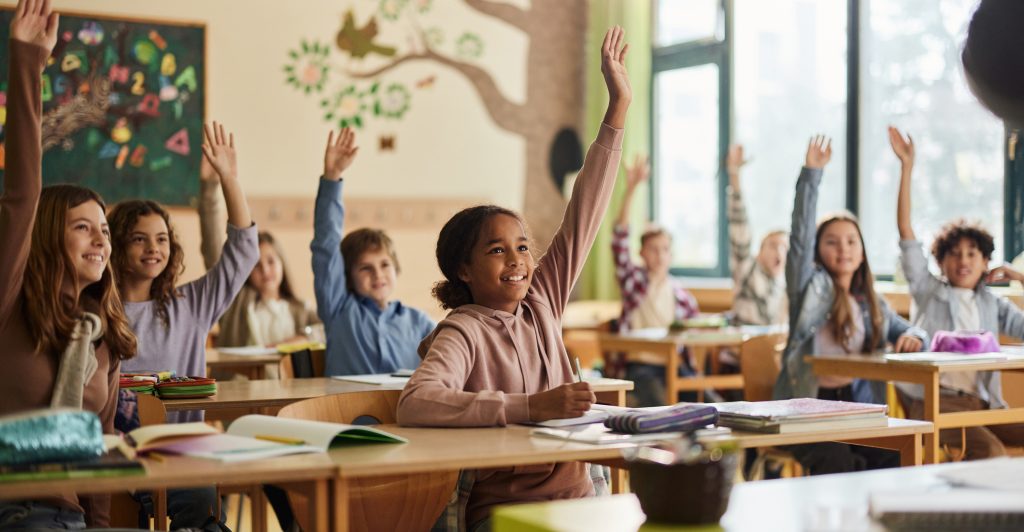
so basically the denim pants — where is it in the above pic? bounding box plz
[0,502,85,530]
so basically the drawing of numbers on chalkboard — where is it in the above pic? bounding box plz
[0,10,205,206]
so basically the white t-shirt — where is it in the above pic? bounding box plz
[246,298,296,347]
[942,287,980,395]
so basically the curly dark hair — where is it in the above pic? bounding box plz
[107,200,185,328]
[930,218,995,263]
[432,205,524,310]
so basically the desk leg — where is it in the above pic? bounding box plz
[923,373,940,464]
[332,477,349,532]
[667,345,680,406]
[595,390,626,407]
[837,433,922,467]
[308,479,328,532]
[154,489,168,531]
[611,467,628,494]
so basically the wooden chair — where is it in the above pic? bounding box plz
[563,329,604,371]
[277,348,326,379]
[737,333,804,479]
[277,391,459,532]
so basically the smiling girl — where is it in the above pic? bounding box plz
[397,26,631,529]
[0,0,136,527]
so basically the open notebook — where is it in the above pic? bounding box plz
[129,415,406,462]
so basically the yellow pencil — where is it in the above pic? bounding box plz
[254,434,306,445]
[147,451,166,463]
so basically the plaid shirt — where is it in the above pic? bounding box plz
[607,224,699,378]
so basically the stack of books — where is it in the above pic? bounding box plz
[712,398,887,434]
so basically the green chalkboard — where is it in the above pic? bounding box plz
[0,9,205,206]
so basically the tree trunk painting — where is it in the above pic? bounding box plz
[343,0,588,251]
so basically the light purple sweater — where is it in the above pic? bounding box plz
[122,223,259,422]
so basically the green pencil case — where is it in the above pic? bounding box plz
[0,409,104,465]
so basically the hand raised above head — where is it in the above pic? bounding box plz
[323,128,359,181]
[10,0,59,53]
[804,135,832,170]
[887,126,915,167]
[201,121,238,181]
[624,153,650,190]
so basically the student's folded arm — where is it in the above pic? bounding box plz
[197,179,226,271]
[184,223,260,331]
[0,41,47,323]
[727,186,753,285]
[997,296,1024,340]
[899,239,942,307]
[786,167,822,303]
[533,124,624,320]
[310,178,349,321]
[397,327,529,427]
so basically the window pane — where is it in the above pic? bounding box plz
[655,63,720,270]
[860,0,1003,276]
[656,0,721,46]
[734,0,848,251]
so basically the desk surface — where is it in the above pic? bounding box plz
[493,458,1008,532]
[601,325,787,348]
[162,377,635,412]
[808,353,1024,374]
[0,452,336,500]
[702,418,931,449]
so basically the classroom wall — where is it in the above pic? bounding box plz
[23,0,536,319]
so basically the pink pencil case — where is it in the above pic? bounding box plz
[929,330,999,354]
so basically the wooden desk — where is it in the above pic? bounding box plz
[162,377,635,413]
[808,354,1024,464]
[0,453,337,532]
[205,349,283,380]
[493,457,994,532]
[600,326,786,403]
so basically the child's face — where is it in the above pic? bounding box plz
[817,220,863,279]
[125,213,170,282]
[459,214,535,314]
[757,233,788,278]
[250,242,285,297]
[940,237,987,289]
[64,200,111,288]
[639,233,672,278]
[351,247,397,309]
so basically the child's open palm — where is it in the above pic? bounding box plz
[601,26,631,105]
[11,0,59,53]
[888,126,914,167]
[805,135,832,170]
[624,154,649,190]
[323,128,359,181]
[202,121,237,181]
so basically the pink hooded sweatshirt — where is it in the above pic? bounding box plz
[398,123,623,525]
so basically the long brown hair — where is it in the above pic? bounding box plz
[107,200,185,328]
[22,185,137,360]
[814,212,882,352]
[253,231,299,304]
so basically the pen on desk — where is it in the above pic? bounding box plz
[574,356,584,384]
[254,434,306,445]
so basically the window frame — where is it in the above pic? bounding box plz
[651,0,1017,278]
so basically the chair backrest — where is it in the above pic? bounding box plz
[136,392,168,426]
[276,391,458,532]
[277,348,326,379]
[739,333,787,402]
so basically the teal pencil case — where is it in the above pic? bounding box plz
[0,409,104,465]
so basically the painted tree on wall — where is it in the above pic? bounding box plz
[290,0,589,250]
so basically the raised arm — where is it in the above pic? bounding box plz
[311,129,359,319]
[0,0,57,323]
[197,156,226,270]
[202,121,251,229]
[532,27,629,316]
[615,154,648,228]
[890,126,916,241]
[726,144,752,284]
[786,136,831,303]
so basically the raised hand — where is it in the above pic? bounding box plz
[893,334,923,353]
[10,0,59,53]
[726,144,748,189]
[201,121,237,181]
[199,152,218,184]
[601,26,631,129]
[986,265,1024,284]
[624,153,649,191]
[805,135,833,170]
[323,128,359,181]
[527,382,596,422]
[888,126,915,167]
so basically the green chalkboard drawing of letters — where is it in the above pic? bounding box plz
[0,9,205,206]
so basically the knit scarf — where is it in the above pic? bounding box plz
[50,312,101,409]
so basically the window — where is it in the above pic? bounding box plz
[733,0,849,248]
[858,0,1004,273]
[651,0,1007,278]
